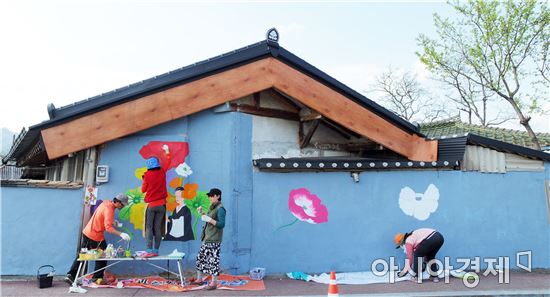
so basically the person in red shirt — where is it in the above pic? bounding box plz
[66,193,130,284]
[141,156,168,257]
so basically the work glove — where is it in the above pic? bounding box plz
[162,144,170,154]
[120,232,131,241]
[201,215,212,223]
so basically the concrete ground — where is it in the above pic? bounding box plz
[1,271,549,297]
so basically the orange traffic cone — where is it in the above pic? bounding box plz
[327,271,339,297]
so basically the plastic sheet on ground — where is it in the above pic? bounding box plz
[287,270,450,285]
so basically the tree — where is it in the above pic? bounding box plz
[417,0,549,149]
[369,67,449,123]
[438,61,516,126]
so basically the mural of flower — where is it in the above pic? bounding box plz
[184,191,211,217]
[182,183,198,199]
[139,141,189,171]
[398,184,439,221]
[118,187,147,230]
[165,169,182,196]
[166,193,177,213]
[175,162,193,177]
[288,188,329,224]
[134,167,147,180]
[277,188,329,231]
[169,177,183,189]
[184,190,211,238]
[129,202,147,231]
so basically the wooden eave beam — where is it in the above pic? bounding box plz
[41,59,275,159]
[269,59,437,161]
[41,57,437,161]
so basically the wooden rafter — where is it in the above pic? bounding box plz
[300,120,320,149]
[41,58,437,161]
[229,103,299,121]
[266,89,301,112]
[321,118,361,140]
[252,92,260,108]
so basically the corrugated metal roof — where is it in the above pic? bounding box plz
[431,133,550,162]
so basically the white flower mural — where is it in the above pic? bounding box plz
[175,162,193,177]
[398,184,440,221]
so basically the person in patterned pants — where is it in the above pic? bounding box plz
[193,188,226,290]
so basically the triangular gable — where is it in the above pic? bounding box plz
[41,58,437,161]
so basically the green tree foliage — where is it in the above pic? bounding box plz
[417,0,549,149]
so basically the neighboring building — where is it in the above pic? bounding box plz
[2,32,549,276]
[421,117,550,150]
[1,128,16,157]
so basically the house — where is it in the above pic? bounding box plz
[2,30,549,276]
[421,117,550,150]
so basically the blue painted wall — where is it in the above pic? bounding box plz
[94,109,253,275]
[250,168,550,273]
[1,186,83,275]
[2,109,549,277]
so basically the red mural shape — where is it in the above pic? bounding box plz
[139,141,189,170]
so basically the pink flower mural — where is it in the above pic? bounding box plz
[277,188,329,231]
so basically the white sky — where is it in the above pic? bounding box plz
[1,0,548,136]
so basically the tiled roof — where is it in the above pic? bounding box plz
[420,118,550,149]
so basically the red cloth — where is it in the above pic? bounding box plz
[142,169,167,207]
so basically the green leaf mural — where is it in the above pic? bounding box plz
[184,190,211,238]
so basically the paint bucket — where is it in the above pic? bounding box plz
[249,267,266,280]
[37,265,55,289]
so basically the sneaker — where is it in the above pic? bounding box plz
[205,283,217,290]
[64,274,76,285]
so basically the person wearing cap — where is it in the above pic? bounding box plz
[141,150,170,257]
[192,188,226,290]
[66,193,131,284]
[394,228,444,282]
